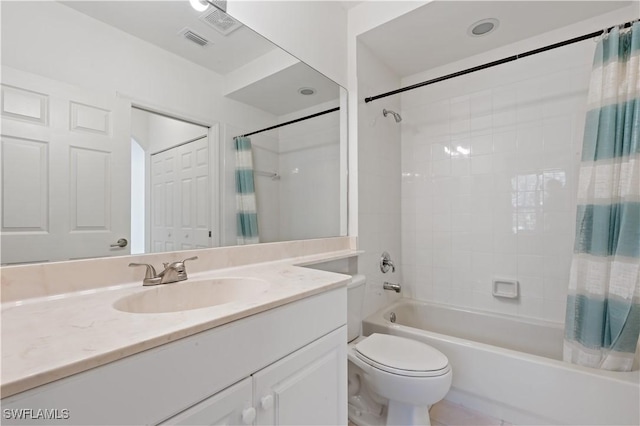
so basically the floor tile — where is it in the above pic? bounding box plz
[430,399,510,426]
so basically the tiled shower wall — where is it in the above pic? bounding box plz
[358,41,403,317]
[400,30,601,323]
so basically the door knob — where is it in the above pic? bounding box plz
[110,238,128,248]
[260,395,273,410]
[241,407,256,424]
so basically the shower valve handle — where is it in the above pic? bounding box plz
[380,251,396,273]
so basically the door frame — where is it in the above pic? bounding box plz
[121,94,221,251]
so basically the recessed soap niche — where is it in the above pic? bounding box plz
[492,278,519,299]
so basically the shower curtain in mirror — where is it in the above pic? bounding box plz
[564,22,640,371]
[234,136,260,245]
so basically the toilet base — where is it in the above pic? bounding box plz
[387,401,431,426]
[348,402,385,426]
[349,401,432,426]
[348,380,386,426]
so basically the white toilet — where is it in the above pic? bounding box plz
[347,275,452,426]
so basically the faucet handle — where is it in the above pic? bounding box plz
[164,256,198,269]
[164,256,198,283]
[128,262,157,279]
[177,256,198,279]
[129,263,161,286]
[380,251,396,273]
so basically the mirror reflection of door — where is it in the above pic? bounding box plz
[1,68,131,264]
[131,108,211,254]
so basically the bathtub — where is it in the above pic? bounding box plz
[363,299,640,425]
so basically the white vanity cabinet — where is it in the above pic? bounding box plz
[163,327,345,425]
[2,288,347,426]
[162,378,254,425]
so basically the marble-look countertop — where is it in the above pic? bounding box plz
[1,250,357,398]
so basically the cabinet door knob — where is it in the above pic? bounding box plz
[241,407,256,424]
[260,395,273,410]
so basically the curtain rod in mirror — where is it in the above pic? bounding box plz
[235,107,340,138]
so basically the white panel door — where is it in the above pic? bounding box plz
[254,328,347,426]
[151,137,209,252]
[0,67,130,264]
[177,137,210,250]
[151,148,178,252]
[161,377,254,426]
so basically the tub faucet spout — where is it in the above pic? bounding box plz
[383,282,401,293]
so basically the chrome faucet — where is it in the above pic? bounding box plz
[129,256,198,286]
[383,282,401,293]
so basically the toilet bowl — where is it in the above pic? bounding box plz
[347,276,452,426]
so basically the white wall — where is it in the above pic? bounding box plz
[356,42,403,317]
[399,6,637,323]
[277,100,341,242]
[146,114,208,155]
[131,109,151,150]
[346,1,430,241]
[130,140,146,255]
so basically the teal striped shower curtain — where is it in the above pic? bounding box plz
[564,22,640,371]
[234,136,260,245]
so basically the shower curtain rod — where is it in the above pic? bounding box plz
[364,18,639,103]
[235,107,340,138]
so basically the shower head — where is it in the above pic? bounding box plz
[383,108,402,123]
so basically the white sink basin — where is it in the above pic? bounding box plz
[113,278,271,314]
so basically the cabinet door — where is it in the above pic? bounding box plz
[161,377,254,426]
[254,327,347,426]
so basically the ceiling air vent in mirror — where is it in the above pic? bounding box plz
[199,8,242,36]
[179,28,209,47]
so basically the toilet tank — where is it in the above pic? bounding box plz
[347,275,366,342]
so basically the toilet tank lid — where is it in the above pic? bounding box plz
[348,274,366,289]
[355,333,449,373]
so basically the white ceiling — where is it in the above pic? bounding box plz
[227,62,340,116]
[62,1,277,75]
[358,1,634,78]
[61,1,340,116]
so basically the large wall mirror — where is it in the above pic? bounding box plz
[0,1,347,265]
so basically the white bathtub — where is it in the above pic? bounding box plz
[362,299,640,425]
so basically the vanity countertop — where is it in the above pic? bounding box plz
[1,249,358,398]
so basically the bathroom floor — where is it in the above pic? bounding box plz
[430,400,511,426]
[348,399,511,426]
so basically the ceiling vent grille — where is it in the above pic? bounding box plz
[199,8,242,36]
[179,28,209,47]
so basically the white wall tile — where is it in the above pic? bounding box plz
[399,32,591,323]
[471,155,493,175]
[493,253,518,277]
[493,130,517,153]
[518,275,544,299]
[471,134,493,156]
[451,157,470,176]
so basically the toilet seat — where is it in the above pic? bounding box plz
[354,333,450,378]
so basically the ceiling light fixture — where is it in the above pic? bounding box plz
[189,0,210,12]
[468,18,499,37]
[298,87,316,96]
